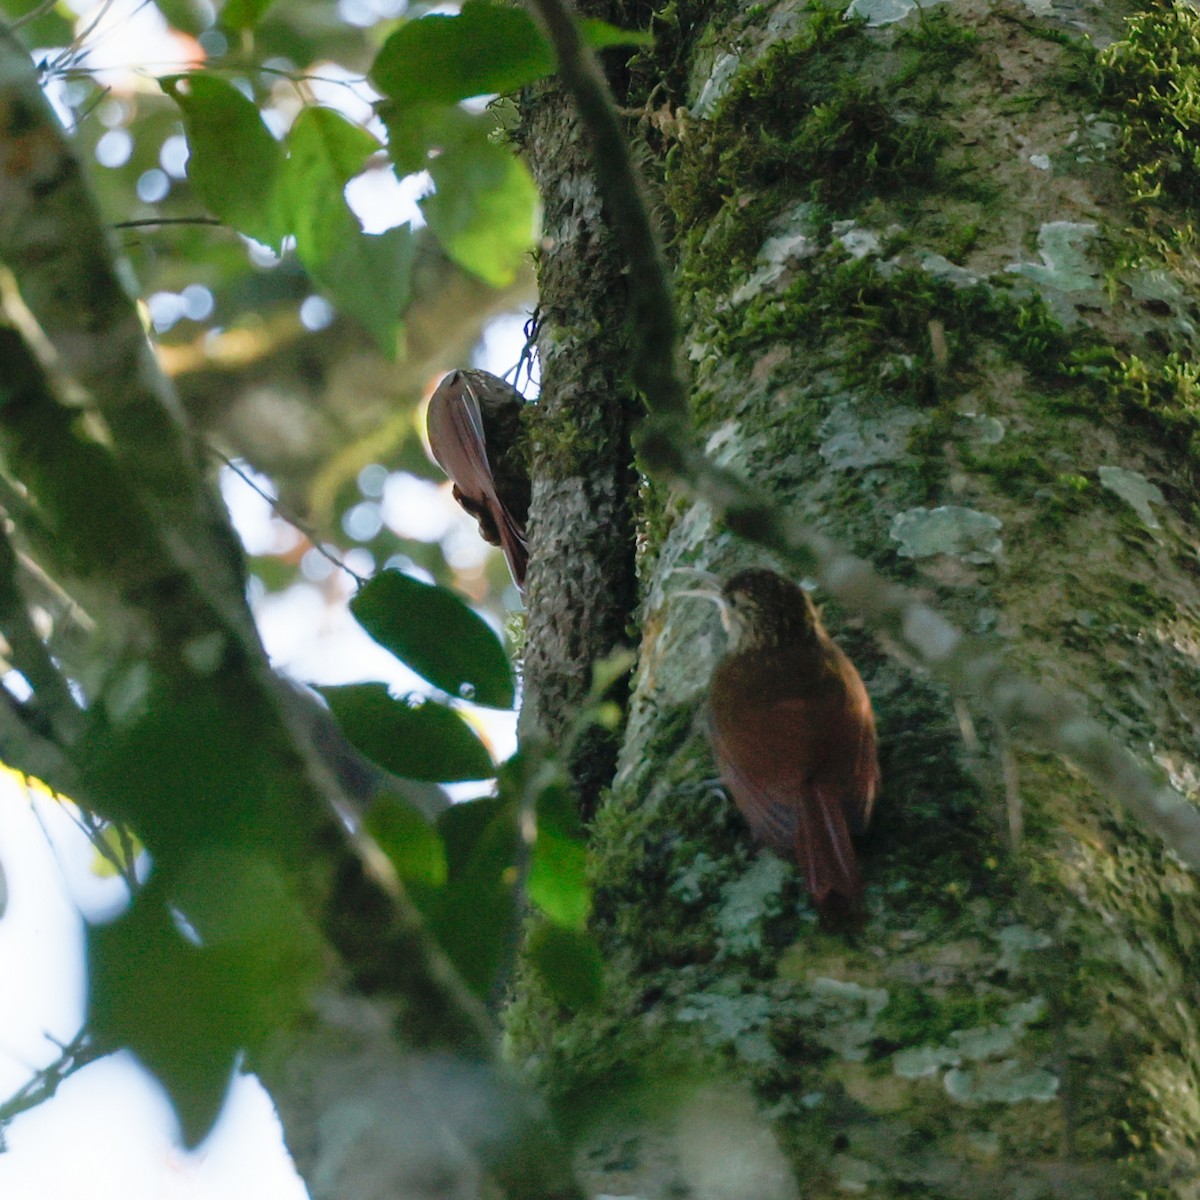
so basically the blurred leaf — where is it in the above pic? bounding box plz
[371,1,552,106]
[90,861,320,1145]
[528,922,604,1011]
[588,647,638,703]
[88,890,238,1146]
[153,0,210,35]
[79,681,287,865]
[425,796,519,996]
[281,106,380,261]
[319,683,494,782]
[579,18,654,48]
[161,74,284,249]
[350,570,515,709]
[380,102,484,176]
[528,831,590,929]
[249,554,298,593]
[221,0,277,30]
[436,793,505,878]
[526,772,589,928]
[4,0,73,44]
[528,770,582,839]
[364,792,448,887]
[303,220,413,358]
[423,139,537,287]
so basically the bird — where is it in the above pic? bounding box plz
[677,568,880,920]
[426,369,530,590]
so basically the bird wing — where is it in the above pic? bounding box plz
[709,690,870,904]
[707,711,798,854]
[427,374,528,589]
[427,373,495,511]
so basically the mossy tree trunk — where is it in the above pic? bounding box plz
[511,0,1200,1195]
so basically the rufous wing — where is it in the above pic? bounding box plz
[708,688,876,907]
[427,372,528,589]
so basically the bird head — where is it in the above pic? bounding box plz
[671,567,820,650]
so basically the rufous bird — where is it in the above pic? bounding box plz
[679,568,879,919]
[426,369,530,590]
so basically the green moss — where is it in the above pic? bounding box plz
[526,391,601,478]
[893,4,980,79]
[1078,348,1200,472]
[877,984,1009,1046]
[715,253,1072,401]
[1098,1,1200,215]
[666,4,973,294]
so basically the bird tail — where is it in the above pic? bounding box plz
[795,789,862,919]
[494,503,528,591]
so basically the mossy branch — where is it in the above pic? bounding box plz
[527,0,1200,873]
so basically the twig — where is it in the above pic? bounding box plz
[0,1031,106,1131]
[212,450,366,585]
[997,726,1023,849]
[112,217,222,229]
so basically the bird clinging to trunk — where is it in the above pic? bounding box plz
[426,369,530,591]
[679,568,880,922]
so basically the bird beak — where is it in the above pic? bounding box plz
[667,568,734,634]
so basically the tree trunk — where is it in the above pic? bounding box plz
[510,1,1200,1196]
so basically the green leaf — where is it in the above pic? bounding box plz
[350,570,515,709]
[90,898,238,1145]
[580,18,654,49]
[379,101,484,176]
[423,140,538,287]
[436,794,506,879]
[161,74,283,249]
[527,922,605,1011]
[153,0,210,35]
[303,220,413,358]
[528,831,590,929]
[319,683,494,782]
[425,796,520,996]
[282,107,381,263]
[526,774,590,928]
[371,1,553,106]
[220,0,277,30]
[78,680,290,865]
[88,860,319,1146]
[364,792,448,887]
[5,0,75,43]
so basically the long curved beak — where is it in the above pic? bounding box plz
[667,568,734,633]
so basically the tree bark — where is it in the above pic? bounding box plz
[509,1,1200,1196]
[517,71,641,821]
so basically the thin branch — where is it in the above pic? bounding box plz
[212,450,366,585]
[0,686,76,796]
[112,217,222,229]
[0,521,85,745]
[70,805,141,892]
[525,0,1200,872]
[0,1032,107,1130]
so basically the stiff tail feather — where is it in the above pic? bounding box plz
[794,788,861,913]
